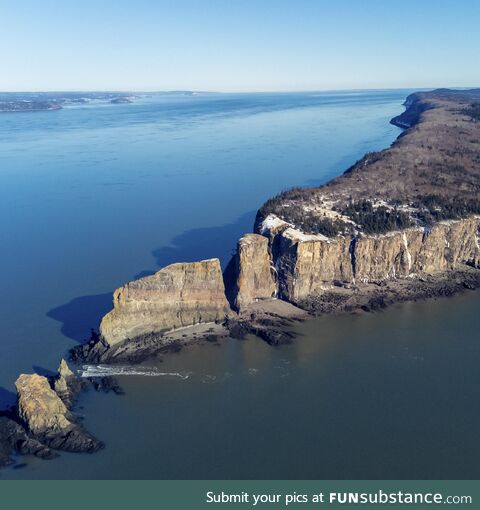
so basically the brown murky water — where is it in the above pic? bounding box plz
[4,290,480,479]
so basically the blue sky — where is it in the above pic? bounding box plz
[1,0,479,91]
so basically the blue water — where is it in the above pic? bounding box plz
[11,90,480,479]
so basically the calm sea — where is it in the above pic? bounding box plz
[2,90,478,479]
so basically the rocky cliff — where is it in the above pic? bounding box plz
[70,88,480,362]
[254,214,480,304]
[87,259,231,360]
[224,234,277,311]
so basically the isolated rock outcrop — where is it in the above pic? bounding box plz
[1,365,103,468]
[15,373,102,453]
[54,359,83,407]
[16,374,70,434]
[225,234,277,311]
[99,258,231,347]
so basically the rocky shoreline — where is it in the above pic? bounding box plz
[2,87,480,469]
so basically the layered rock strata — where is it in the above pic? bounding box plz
[256,214,480,304]
[224,233,277,311]
[99,259,231,348]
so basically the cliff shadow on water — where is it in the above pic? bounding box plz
[45,211,256,343]
[152,210,256,269]
[46,293,113,344]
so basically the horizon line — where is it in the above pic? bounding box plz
[1,85,478,95]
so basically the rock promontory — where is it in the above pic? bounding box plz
[75,259,232,362]
[72,88,480,363]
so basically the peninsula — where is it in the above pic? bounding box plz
[74,88,480,363]
[2,88,480,468]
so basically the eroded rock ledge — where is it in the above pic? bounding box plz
[70,88,480,364]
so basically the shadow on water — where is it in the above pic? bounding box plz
[45,211,256,344]
[32,366,58,378]
[46,293,113,343]
[0,387,16,410]
[152,210,256,268]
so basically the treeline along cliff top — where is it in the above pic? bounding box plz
[257,89,480,236]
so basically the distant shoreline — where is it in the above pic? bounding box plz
[0,92,136,113]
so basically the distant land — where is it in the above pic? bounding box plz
[0,90,206,112]
[0,92,137,112]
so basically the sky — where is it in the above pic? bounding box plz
[1,0,479,92]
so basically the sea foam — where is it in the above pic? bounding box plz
[79,365,190,379]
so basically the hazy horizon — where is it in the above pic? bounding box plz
[0,86,476,94]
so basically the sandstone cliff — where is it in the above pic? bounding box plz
[254,214,480,304]
[224,234,277,311]
[99,258,231,348]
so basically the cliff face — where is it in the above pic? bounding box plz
[255,214,480,304]
[273,227,354,302]
[226,234,277,311]
[355,217,480,281]
[93,217,480,352]
[100,258,231,347]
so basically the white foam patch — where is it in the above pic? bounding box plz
[80,365,190,379]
